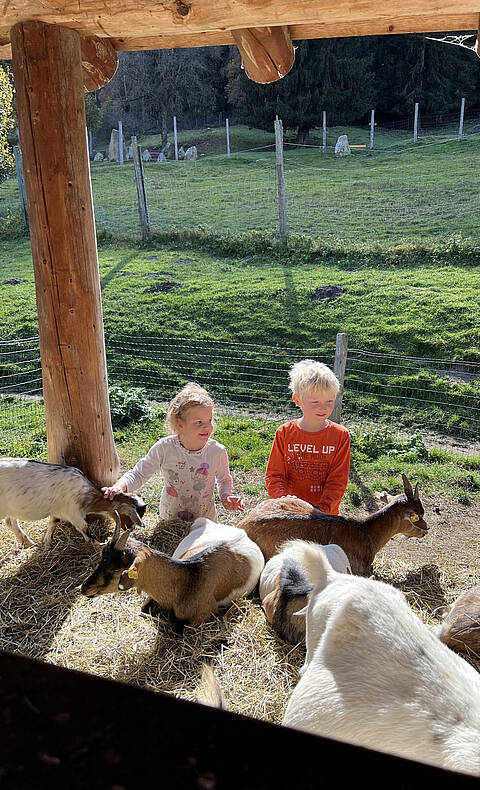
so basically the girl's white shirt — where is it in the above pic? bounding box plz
[117,435,233,521]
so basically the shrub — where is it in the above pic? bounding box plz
[109,385,154,428]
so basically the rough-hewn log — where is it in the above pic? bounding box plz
[80,35,118,91]
[232,26,294,83]
[1,13,479,59]
[10,20,120,486]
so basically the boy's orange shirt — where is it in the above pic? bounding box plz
[265,419,351,515]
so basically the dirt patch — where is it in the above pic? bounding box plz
[117,271,139,277]
[1,278,25,286]
[313,285,344,301]
[172,258,195,265]
[144,280,181,294]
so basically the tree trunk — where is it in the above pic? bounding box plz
[161,109,168,147]
[11,20,120,486]
[295,127,310,145]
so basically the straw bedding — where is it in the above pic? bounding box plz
[0,502,478,724]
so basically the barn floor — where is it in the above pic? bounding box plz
[0,487,479,727]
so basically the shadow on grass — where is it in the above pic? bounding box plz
[100,252,138,290]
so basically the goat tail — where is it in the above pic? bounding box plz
[298,541,338,592]
[195,664,227,710]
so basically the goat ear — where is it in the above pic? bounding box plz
[413,482,420,501]
[130,510,143,527]
[402,473,413,497]
[118,568,137,591]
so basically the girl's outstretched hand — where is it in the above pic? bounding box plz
[221,495,245,512]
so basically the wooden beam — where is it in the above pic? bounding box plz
[81,35,118,91]
[232,26,294,83]
[10,20,120,486]
[1,13,479,59]
[1,0,480,50]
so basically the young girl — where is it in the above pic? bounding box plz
[102,382,244,522]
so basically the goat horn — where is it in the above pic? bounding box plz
[402,473,413,497]
[112,510,122,543]
[115,528,133,552]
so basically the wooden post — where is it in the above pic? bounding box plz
[459,97,465,140]
[413,102,419,143]
[322,110,327,153]
[173,115,178,161]
[13,145,28,230]
[274,118,287,243]
[10,21,119,485]
[131,135,150,240]
[332,332,348,424]
[118,119,124,164]
[369,109,375,149]
[226,118,231,157]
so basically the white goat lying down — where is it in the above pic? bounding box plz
[82,516,265,627]
[259,540,351,644]
[283,543,480,776]
[0,457,145,548]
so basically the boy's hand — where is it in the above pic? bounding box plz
[221,495,245,512]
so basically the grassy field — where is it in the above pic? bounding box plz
[3,123,480,244]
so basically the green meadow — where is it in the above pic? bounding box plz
[1,124,479,501]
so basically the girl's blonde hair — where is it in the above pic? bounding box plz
[166,382,214,433]
[288,359,339,399]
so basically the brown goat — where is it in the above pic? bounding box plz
[438,586,480,657]
[236,474,428,575]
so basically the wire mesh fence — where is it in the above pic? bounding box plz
[5,106,480,245]
[1,334,478,459]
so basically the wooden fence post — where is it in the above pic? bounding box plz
[131,135,150,240]
[13,144,28,230]
[332,332,348,424]
[118,120,124,164]
[413,102,419,143]
[226,117,231,157]
[173,116,179,161]
[274,118,287,243]
[458,97,465,140]
[369,109,375,149]
[322,110,327,152]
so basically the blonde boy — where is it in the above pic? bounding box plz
[265,360,350,514]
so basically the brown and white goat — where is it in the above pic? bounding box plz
[81,515,265,627]
[259,540,352,644]
[237,474,428,575]
[0,457,145,547]
[438,586,480,657]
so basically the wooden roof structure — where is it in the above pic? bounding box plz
[2,2,479,483]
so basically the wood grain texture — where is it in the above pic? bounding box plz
[11,20,120,486]
[1,3,479,54]
[232,26,294,83]
[80,35,118,91]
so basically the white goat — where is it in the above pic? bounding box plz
[283,543,480,775]
[0,457,145,547]
[81,516,265,627]
[259,540,351,644]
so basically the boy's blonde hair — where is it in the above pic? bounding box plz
[166,382,214,433]
[288,359,339,399]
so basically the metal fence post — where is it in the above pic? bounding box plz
[332,332,348,424]
[274,118,287,243]
[369,109,375,149]
[118,120,124,164]
[131,135,150,240]
[413,102,419,143]
[459,97,465,140]
[226,117,231,157]
[13,145,28,230]
[322,110,327,152]
[173,116,179,161]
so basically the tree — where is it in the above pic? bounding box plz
[0,63,15,180]
[228,39,375,142]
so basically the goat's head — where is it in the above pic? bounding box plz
[81,512,135,597]
[112,492,146,527]
[395,473,428,538]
